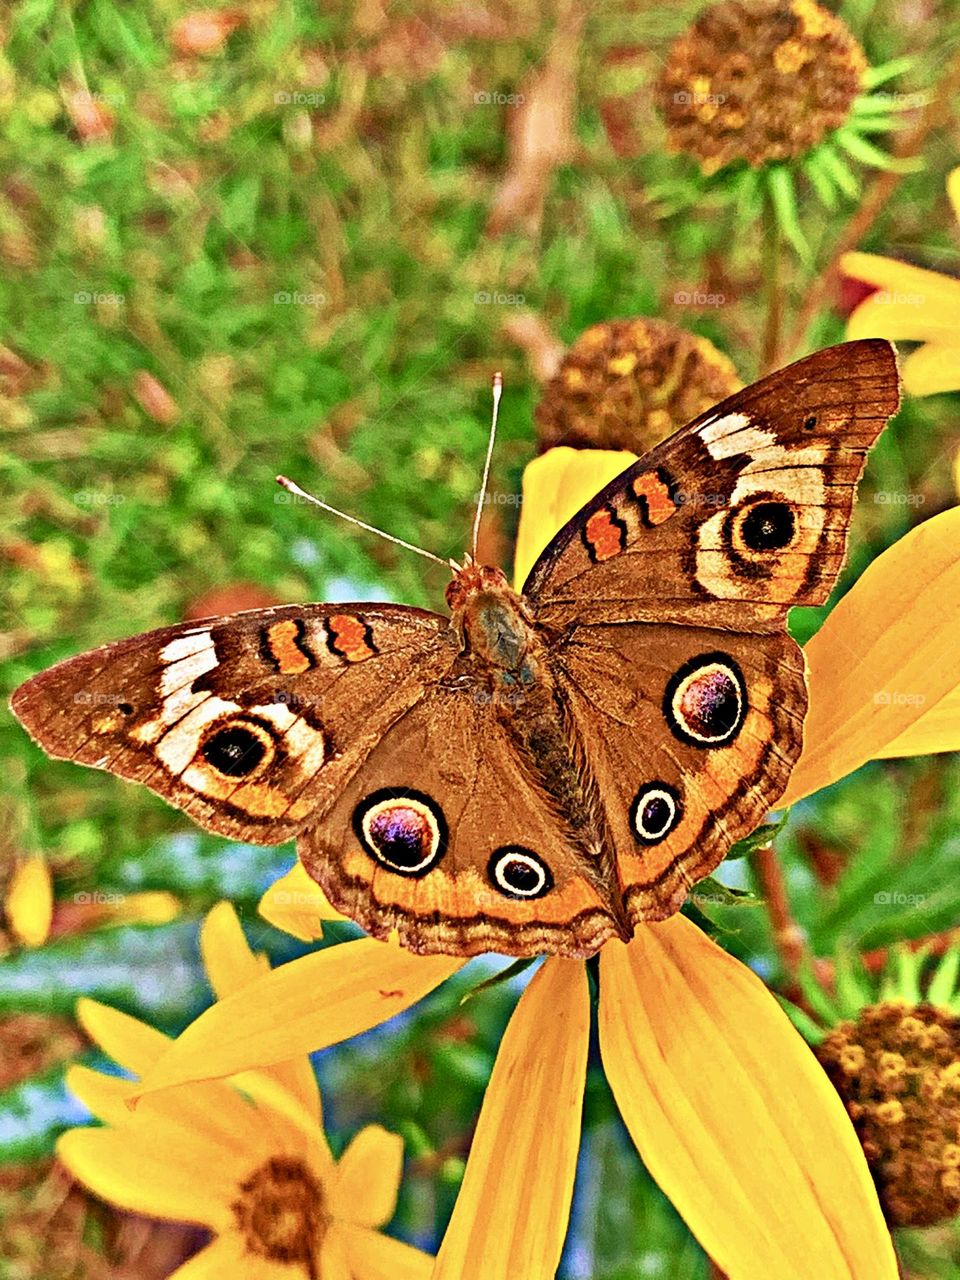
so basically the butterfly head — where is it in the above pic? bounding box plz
[446,558,536,671]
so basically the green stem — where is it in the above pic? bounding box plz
[760,191,783,375]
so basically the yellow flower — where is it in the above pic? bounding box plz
[123,452,960,1280]
[58,903,432,1280]
[5,854,53,948]
[842,167,960,396]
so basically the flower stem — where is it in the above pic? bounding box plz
[752,843,807,982]
[759,190,783,375]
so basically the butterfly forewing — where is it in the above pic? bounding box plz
[526,339,901,629]
[11,603,454,844]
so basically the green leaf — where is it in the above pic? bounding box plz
[690,877,762,909]
[862,56,916,89]
[459,957,538,1006]
[775,996,827,1046]
[765,166,812,265]
[726,812,789,861]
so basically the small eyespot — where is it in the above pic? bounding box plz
[353,789,447,878]
[803,414,817,431]
[630,783,683,845]
[664,653,747,748]
[488,847,553,899]
[117,701,134,716]
[201,723,270,777]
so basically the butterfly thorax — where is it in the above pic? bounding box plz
[446,562,537,672]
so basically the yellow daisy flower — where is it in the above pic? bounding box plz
[122,454,960,1280]
[58,902,432,1280]
[842,167,960,396]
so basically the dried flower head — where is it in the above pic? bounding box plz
[656,0,867,175]
[787,944,960,1229]
[534,317,742,454]
[817,1000,960,1226]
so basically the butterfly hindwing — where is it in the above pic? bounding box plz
[299,685,625,957]
[549,620,807,925]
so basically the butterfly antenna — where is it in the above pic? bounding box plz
[471,370,503,559]
[275,476,456,570]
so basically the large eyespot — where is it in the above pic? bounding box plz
[737,500,797,552]
[488,847,554,899]
[353,789,447,878]
[201,720,274,777]
[630,783,683,845]
[664,653,746,748]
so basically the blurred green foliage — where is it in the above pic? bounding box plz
[1,0,959,1275]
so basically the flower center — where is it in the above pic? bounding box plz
[655,0,867,174]
[233,1156,327,1273]
[816,1000,960,1227]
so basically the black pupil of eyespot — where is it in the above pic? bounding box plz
[370,808,428,868]
[202,726,266,777]
[642,796,671,833]
[740,502,795,551]
[503,858,540,892]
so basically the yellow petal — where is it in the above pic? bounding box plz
[900,342,960,397]
[332,1125,404,1229]
[134,941,463,1099]
[599,918,897,1280]
[76,997,170,1075]
[346,1225,434,1280]
[433,958,588,1280]
[514,447,637,588]
[200,900,270,999]
[200,902,323,1124]
[781,506,960,805]
[875,680,960,758]
[319,1224,353,1279]
[56,1127,234,1230]
[841,250,960,315]
[947,165,960,225]
[168,1234,291,1280]
[65,1063,137,1126]
[258,861,347,942]
[6,855,53,948]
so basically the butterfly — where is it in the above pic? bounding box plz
[11,339,900,958]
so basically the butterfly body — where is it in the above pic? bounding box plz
[11,341,901,957]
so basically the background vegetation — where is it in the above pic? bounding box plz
[0,0,958,1275]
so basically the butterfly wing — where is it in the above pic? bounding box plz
[524,339,900,921]
[549,620,806,926]
[11,603,455,844]
[526,339,900,630]
[298,684,624,957]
